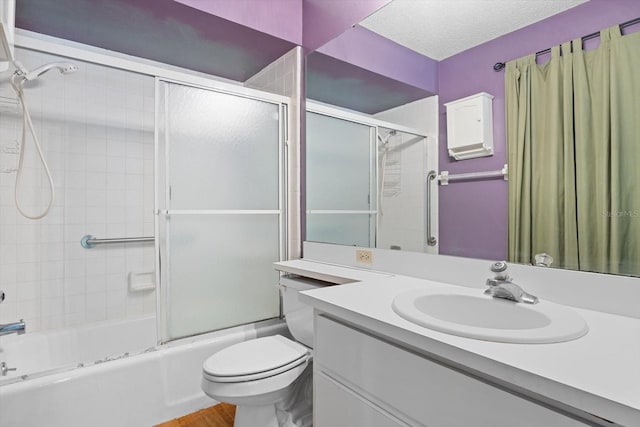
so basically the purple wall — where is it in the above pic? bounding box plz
[306,52,433,114]
[174,0,303,45]
[437,0,640,261]
[16,0,297,82]
[317,25,438,94]
[302,0,392,51]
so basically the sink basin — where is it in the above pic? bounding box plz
[392,287,588,344]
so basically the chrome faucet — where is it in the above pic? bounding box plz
[485,262,538,304]
[0,319,26,336]
[534,253,554,267]
[1,362,17,376]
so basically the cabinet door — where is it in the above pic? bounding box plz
[315,371,407,427]
[448,99,484,147]
[315,315,590,427]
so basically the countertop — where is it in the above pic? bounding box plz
[276,259,640,426]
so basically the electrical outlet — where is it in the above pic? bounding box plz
[356,249,373,265]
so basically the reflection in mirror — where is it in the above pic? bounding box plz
[306,110,376,247]
[305,0,640,277]
[306,103,431,251]
[304,20,439,253]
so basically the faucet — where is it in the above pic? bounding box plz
[1,362,17,376]
[534,253,554,267]
[0,319,26,336]
[485,262,538,304]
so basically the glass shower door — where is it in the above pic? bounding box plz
[156,80,284,342]
[306,111,377,247]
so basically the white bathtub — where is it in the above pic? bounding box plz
[0,316,288,427]
[0,316,158,384]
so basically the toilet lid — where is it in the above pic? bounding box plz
[203,335,309,379]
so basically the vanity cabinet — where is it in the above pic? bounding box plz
[313,314,590,427]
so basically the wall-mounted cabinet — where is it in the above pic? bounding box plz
[445,92,494,160]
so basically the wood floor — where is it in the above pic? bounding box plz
[156,403,235,427]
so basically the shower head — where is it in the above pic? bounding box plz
[24,62,78,81]
[377,129,397,146]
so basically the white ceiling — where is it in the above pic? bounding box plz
[360,0,589,60]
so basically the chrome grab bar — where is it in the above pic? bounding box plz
[81,235,155,249]
[426,170,437,246]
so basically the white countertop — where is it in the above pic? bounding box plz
[281,260,640,426]
[274,259,393,284]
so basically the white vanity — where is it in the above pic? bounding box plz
[275,254,640,427]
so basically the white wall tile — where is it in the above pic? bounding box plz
[0,48,156,333]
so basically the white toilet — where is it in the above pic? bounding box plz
[202,276,324,427]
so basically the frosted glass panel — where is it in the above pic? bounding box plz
[306,214,373,247]
[167,84,280,210]
[307,112,373,210]
[167,214,280,340]
[157,81,283,342]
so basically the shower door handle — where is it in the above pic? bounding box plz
[426,170,437,247]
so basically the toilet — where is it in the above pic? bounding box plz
[202,276,324,427]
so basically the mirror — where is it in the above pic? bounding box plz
[305,102,435,253]
[305,17,439,253]
[304,0,640,276]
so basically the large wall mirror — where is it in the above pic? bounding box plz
[304,0,640,277]
[304,6,440,254]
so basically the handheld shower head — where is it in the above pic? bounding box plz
[377,129,397,146]
[24,62,78,81]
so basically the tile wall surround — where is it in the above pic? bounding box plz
[0,47,155,333]
[245,47,298,98]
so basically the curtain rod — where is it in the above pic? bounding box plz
[493,16,640,72]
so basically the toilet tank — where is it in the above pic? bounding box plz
[280,275,328,348]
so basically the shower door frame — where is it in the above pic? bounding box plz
[154,77,289,344]
[306,102,428,249]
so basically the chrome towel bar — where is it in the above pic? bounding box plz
[81,235,154,249]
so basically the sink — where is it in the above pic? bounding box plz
[392,287,588,344]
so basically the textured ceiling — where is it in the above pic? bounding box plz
[360,0,589,60]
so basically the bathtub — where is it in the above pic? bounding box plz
[0,316,288,427]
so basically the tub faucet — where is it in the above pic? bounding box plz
[0,319,26,336]
[485,262,538,304]
[1,362,17,376]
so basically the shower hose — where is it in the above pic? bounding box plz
[10,72,55,219]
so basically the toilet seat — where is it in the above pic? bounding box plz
[203,335,310,383]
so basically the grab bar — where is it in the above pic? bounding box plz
[81,235,154,249]
[438,164,508,185]
[426,170,437,246]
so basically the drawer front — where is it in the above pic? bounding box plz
[315,315,589,427]
[315,371,407,427]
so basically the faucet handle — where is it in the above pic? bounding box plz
[534,253,554,267]
[490,261,510,281]
[490,261,507,273]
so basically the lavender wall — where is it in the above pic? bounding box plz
[317,25,438,94]
[174,0,303,45]
[437,0,640,261]
[16,0,297,82]
[302,0,392,51]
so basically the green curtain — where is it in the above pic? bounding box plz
[506,25,640,275]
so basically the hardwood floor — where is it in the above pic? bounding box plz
[156,403,235,427]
